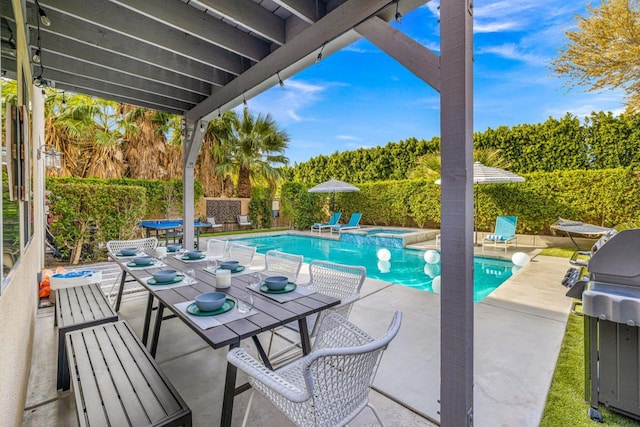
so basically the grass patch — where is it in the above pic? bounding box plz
[540,245,638,425]
[200,227,288,238]
[541,313,639,426]
[539,247,577,258]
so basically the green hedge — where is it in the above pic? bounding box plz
[47,176,205,263]
[283,168,640,233]
[280,182,323,230]
[48,176,204,218]
[248,186,273,229]
[47,181,147,263]
[292,112,640,181]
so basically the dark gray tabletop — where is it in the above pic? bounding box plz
[110,252,339,349]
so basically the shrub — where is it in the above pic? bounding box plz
[280,182,323,230]
[47,181,147,264]
[248,186,273,229]
[289,168,640,233]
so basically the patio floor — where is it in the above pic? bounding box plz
[24,236,571,426]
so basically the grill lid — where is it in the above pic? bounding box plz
[588,229,640,287]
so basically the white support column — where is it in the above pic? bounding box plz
[182,117,205,249]
[33,87,46,269]
[439,0,474,425]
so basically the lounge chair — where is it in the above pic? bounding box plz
[331,212,362,234]
[236,215,252,230]
[310,212,341,234]
[550,217,612,249]
[205,217,224,232]
[482,215,517,252]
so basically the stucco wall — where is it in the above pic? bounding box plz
[0,242,40,425]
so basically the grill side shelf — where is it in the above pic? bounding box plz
[583,282,640,325]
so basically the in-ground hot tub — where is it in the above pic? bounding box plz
[340,227,433,248]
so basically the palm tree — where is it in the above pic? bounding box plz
[121,105,180,179]
[163,114,184,180]
[209,108,290,198]
[45,92,120,177]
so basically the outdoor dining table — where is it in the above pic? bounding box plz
[108,249,340,427]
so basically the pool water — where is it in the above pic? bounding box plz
[232,234,514,302]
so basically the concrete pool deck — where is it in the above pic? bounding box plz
[24,237,571,426]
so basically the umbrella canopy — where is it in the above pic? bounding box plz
[308,178,360,193]
[435,162,525,243]
[434,162,526,185]
[308,178,359,212]
[472,162,525,184]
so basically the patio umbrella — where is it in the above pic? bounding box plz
[436,162,525,243]
[308,178,360,212]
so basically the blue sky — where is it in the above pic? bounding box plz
[247,0,626,165]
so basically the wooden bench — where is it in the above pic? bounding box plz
[66,321,192,427]
[55,284,118,390]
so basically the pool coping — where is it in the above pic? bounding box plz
[340,226,439,247]
[348,253,571,426]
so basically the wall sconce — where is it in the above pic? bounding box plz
[38,145,63,170]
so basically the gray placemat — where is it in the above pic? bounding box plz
[203,266,253,277]
[174,300,257,330]
[247,283,314,303]
[141,275,195,290]
[126,260,167,269]
[173,254,208,263]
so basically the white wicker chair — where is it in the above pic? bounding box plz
[267,260,366,363]
[206,238,227,260]
[106,237,158,310]
[228,311,402,427]
[224,242,257,267]
[106,237,158,254]
[259,250,303,282]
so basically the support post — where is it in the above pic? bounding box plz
[33,87,46,269]
[439,0,474,425]
[182,117,204,250]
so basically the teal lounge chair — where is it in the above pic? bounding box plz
[482,216,517,252]
[311,212,342,234]
[331,212,362,234]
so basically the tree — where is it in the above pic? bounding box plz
[121,105,180,180]
[210,108,290,198]
[45,93,124,178]
[553,0,640,111]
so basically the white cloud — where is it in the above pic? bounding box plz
[342,42,370,54]
[546,93,626,119]
[336,135,361,141]
[476,43,544,65]
[249,78,330,124]
[475,21,521,33]
[473,0,584,36]
[423,0,440,17]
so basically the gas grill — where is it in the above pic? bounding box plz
[561,228,640,422]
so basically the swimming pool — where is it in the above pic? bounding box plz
[231,234,514,302]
